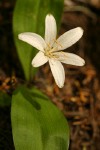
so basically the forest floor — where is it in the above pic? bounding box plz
[0,0,100,150]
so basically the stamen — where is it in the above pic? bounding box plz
[58,51,66,61]
[60,51,65,55]
[46,43,51,49]
[44,50,59,59]
[53,39,63,48]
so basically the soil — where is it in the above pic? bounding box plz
[0,0,100,150]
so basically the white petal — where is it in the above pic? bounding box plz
[55,52,85,66]
[49,59,65,88]
[54,27,83,51]
[45,14,57,46]
[32,51,48,67]
[18,32,46,52]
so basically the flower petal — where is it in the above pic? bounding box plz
[18,32,46,52]
[55,52,85,66]
[32,51,48,67]
[49,59,65,88]
[45,14,57,46]
[54,27,83,51]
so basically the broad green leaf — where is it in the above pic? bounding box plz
[0,91,11,107]
[11,86,69,150]
[13,0,64,80]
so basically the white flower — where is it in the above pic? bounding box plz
[18,14,85,88]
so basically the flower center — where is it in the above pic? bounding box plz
[44,48,54,58]
[44,40,63,58]
[44,43,56,58]
[45,51,51,57]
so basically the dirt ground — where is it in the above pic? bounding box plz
[0,0,100,150]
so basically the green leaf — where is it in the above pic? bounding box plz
[13,0,64,80]
[0,91,11,107]
[11,86,69,150]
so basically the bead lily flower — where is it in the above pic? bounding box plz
[18,14,85,88]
